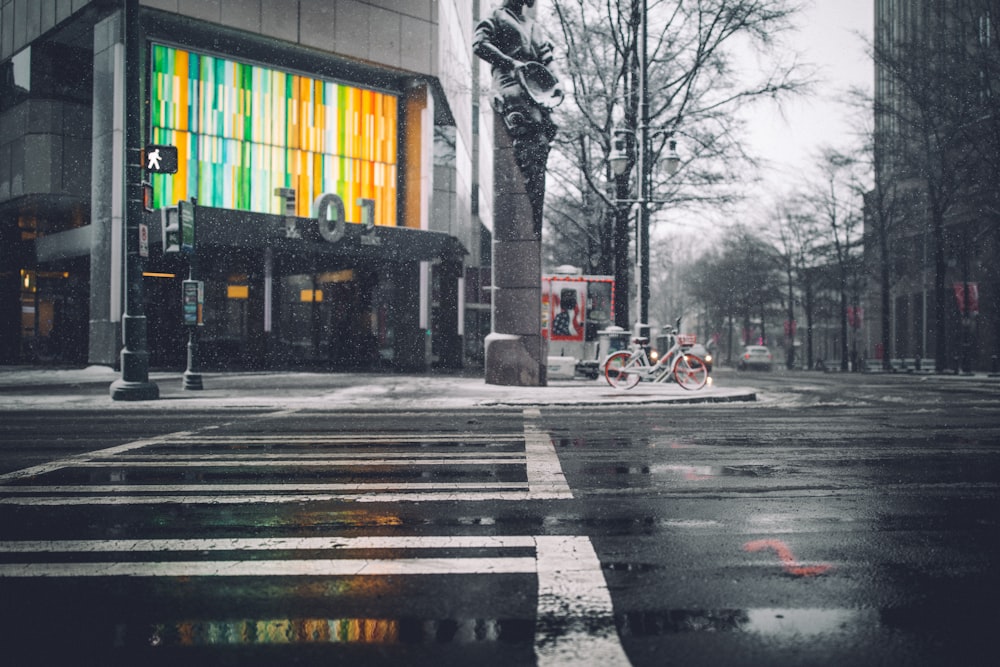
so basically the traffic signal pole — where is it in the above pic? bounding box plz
[110,0,158,401]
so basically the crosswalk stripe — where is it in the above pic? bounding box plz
[535,536,631,665]
[0,411,628,665]
[62,458,522,467]
[524,408,573,499]
[0,558,539,578]
[0,491,553,505]
[0,418,571,505]
[105,452,527,460]
[0,535,537,552]
[157,434,526,443]
[2,482,529,494]
[0,430,199,483]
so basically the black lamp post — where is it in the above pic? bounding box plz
[609,123,680,332]
[110,0,158,401]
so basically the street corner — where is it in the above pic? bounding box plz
[474,376,757,407]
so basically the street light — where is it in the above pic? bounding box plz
[608,126,681,333]
[609,132,631,177]
[606,0,682,333]
[609,130,679,179]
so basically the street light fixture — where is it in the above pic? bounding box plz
[610,132,632,177]
[608,126,681,332]
[610,129,681,183]
[665,138,681,176]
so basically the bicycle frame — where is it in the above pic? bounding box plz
[603,336,709,390]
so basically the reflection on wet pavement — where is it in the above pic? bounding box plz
[617,607,879,637]
[146,617,533,647]
[590,463,780,480]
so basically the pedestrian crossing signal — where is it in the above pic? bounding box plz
[144,144,178,174]
[162,206,180,253]
[142,181,154,212]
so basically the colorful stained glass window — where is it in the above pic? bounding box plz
[148,44,398,226]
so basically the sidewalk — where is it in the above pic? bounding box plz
[0,366,757,410]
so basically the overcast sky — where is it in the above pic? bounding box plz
[744,0,874,200]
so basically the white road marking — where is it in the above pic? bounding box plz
[523,408,573,499]
[0,535,629,664]
[0,414,629,663]
[63,458,522,467]
[157,433,525,443]
[0,535,537,553]
[0,431,199,483]
[0,491,552,505]
[106,452,527,460]
[2,482,528,494]
[0,416,569,504]
[0,558,539,578]
[535,536,631,666]
[0,410,304,484]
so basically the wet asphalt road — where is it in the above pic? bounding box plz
[0,369,998,666]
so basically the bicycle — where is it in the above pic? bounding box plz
[603,331,709,390]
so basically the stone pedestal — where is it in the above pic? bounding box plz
[485,112,546,386]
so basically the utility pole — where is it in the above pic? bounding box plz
[638,0,651,329]
[110,0,158,400]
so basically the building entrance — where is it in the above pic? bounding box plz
[273,268,387,369]
[172,237,431,373]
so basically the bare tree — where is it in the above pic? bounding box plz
[688,227,781,364]
[769,198,824,370]
[803,149,866,371]
[848,92,909,371]
[543,0,807,327]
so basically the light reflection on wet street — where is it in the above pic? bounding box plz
[1,371,999,665]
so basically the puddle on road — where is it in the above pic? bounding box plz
[617,607,880,637]
[602,561,662,573]
[593,463,779,479]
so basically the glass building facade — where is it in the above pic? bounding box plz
[0,0,487,372]
[148,45,398,225]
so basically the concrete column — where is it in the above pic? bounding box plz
[0,246,17,363]
[392,261,426,371]
[434,259,463,369]
[485,111,546,386]
[88,11,123,366]
[246,252,268,369]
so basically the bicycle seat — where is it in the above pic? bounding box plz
[632,337,649,345]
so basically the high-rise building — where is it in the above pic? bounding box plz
[868,0,998,372]
[0,0,494,372]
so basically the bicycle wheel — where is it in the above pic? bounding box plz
[673,353,708,390]
[604,351,641,389]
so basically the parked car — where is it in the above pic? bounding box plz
[737,345,773,371]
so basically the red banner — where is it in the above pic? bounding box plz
[953,282,979,315]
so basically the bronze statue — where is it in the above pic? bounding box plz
[474,0,562,235]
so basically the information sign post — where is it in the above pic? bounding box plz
[181,198,203,390]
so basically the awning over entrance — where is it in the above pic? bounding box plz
[30,206,468,268]
[192,207,468,266]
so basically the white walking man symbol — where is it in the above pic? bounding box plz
[146,148,162,171]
